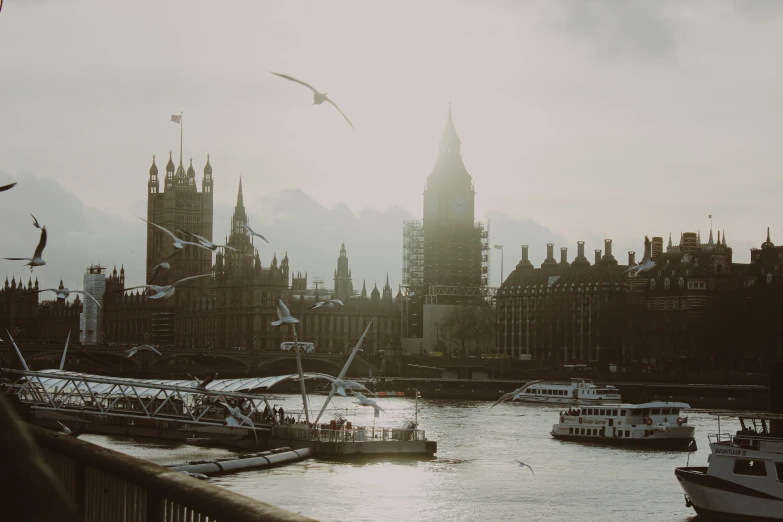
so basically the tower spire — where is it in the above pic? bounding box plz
[236,176,244,209]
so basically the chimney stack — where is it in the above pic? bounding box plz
[522,245,529,262]
[560,247,569,266]
[652,236,664,259]
[547,243,554,260]
[595,249,602,264]
[517,245,534,270]
[628,251,636,266]
[578,241,585,258]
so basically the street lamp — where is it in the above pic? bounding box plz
[494,244,504,285]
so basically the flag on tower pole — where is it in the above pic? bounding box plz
[171,112,183,165]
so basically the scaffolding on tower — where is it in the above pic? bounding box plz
[402,220,424,294]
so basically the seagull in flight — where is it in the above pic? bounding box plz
[625,236,656,276]
[57,421,72,436]
[148,251,180,285]
[307,299,344,311]
[219,397,258,447]
[179,471,209,481]
[271,72,354,129]
[0,182,16,192]
[187,372,218,391]
[33,287,102,308]
[353,392,386,417]
[138,217,212,251]
[517,461,536,476]
[122,273,211,300]
[491,380,543,408]
[31,214,42,229]
[177,229,240,253]
[308,373,372,397]
[271,299,299,326]
[124,345,162,358]
[4,226,47,271]
[242,223,269,244]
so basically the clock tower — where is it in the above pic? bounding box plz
[421,105,484,290]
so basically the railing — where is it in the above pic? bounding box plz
[272,425,426,443]
[708,431,783,454]
[32,425,312,521]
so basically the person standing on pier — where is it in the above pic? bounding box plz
[278,406,285,424]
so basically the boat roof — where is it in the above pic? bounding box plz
[573,401,690,409]
[712,411,783,421]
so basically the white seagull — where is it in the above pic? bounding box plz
[219,397,258,447]
[177,229,240,253]
[491,380,543,408]
[625,236,656,276]
[188,372,218,391]
[123,273,212,300]
[517,461,536,476]
[31,214,42,229]
[33,287,102,308]
[307,298,344,311]
[242,223,269,244]
[271,299,299,326]
[148,251,180,285]
[309,373,372,397]
[4,226,47,271]
[271,72,354,129]
[0,182,17,192]
[124,345,162,358]
[353,392,386,417]
[138,217,212,251]
[179,471,209,481]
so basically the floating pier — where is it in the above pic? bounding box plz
[168,447,313,476]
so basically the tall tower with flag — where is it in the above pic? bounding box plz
[146,129,214,291]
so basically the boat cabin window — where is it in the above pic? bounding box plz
[625,430,630,437]
[733,459,767,477]
[775,463,783,482]
[651,408,661,415]
[620,409,626,416]
[612,409,618,416]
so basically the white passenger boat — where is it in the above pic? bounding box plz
[511,378,621,405]
[675,412,783,520]
[550,401,696,450]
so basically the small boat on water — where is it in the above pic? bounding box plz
[550,401,695,450]
[509,378,621,405]
[675,411,783,520]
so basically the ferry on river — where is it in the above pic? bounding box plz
[675,412,783,521]
[550,401,695,450]
[512,378,621,405]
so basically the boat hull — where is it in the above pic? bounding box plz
[513,397,621,405]
[551,432,696,451]
[675,467,783,521]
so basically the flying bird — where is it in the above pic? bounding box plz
[56,421,86,438]
[625,236,656,276]
[0,182,16,192]
[138,217,212,251]
[124,345,162,358]
[122,273,212,300]
[178,471,209,481]
[271,72,354,129]
[517,461,536,476]
[31,214,41,229]
[148,251,180,285]
[177,229,240,253]
[33,287,102,308]
[271,299,299,326]
[491,380,543,408]
[308,373,372,397]
[307,299,344,311]
[188,372,218,391]
[57,421,72,436]
[353,392,385,417]
[242,223,269,244]
[219,397,258,447]
[4,226,47,271]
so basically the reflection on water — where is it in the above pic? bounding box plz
[85,394,716,521]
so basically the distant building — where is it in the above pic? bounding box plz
[402,105,490,347]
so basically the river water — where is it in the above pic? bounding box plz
[82,394,724,521]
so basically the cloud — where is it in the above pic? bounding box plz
[548,0,678,61]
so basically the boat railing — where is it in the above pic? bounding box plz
[272,425,426,443]
[709,431,783,452]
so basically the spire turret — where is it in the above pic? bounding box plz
[667,233,673,251]
[708,228,714,246]
[360,280,367,299]
[426,104,472,187]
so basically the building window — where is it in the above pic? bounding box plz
[679,278,684,289]
[767,273,773,284]
[664,278,670,290]
[650,280,656,290]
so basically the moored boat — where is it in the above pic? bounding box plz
[550,401,695,450]
[675,412,783,520]
[510,378,621,405]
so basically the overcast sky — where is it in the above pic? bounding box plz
[1,0,781,295]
